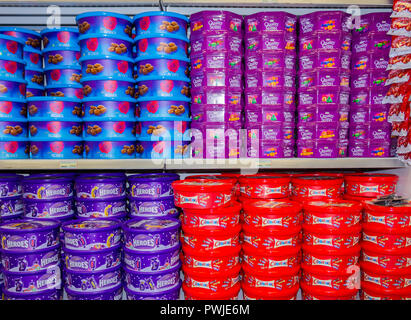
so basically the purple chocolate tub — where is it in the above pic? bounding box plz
[297,139,348,158]
[135,35,189,60]
[298,87,350,106]
[351,52,389,73]
[299,32,352,53]
[191,53,242,74]
[123,218,180,252]
[0,27,41,50]
[28,120,83,140]
[83,97,136,120]
[298,70,350,90]
[244,33,296,54]
[63,244,121,272]
[128,196,178,219]
[23,197,74,219]
[123,262,181,293]
[191,87,243,106]
[27,97,83,119]
[0,98,27,120]
[46,84,84,99]
[22,176,73,200]
[65,264,121,293]
[62,218,122,251]
[244,88,295,107]
[0,196,24,219]
[123,245,180,272]
[79,34,133,60]
[65,283,123,300]
[80,55,134,79]
[349,139,391,158]
[192,70,242,89]
[247,139,294,158]
[244,107,295,126]
[298,105,349,124]
[76,11,133,38]
[247,123,295,141]
[2,288,61,300]
[0,174,22,197]
[83,119,135,140]
[125,281,180,300]
[29,139,84,160]
[298,122,348,140]
[245,71,295,90]
[0,34,25,60]
[350,71,388,89]
[137,99,189,120]
[135,57,190,80]
[1,244,60,272]
[299,51,351,72]
[81,76,136,99]
[134,11,189,39]
[190,33,242,56]
[43,48,81,69]
[75,197,127,218]
[298,11,350,35]
[40,27,79,50]
[190,10,242,38]
[136,77,190,100]
[75,175,126,199]
[128,173,179,199]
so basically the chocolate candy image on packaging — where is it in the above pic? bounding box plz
[63,244,122,272]
[0,34,25,60]
[26,84,45,98]
[0,138,29,160]
[128,196,178,219]
[3,288,62,300]
[43,48,81,69]
[136,120,190,141]
[0,98,27,120]
[45,84,84,99]
[0,120,27,139]
[44,66,82,87]
[137,99,189,120]
[80,55,134,79]
[83,97,136,119]
[24,47,43,70]
[136,140,191,159]
[76,11,133,38]
[27,97,83,119]
[190,10,243,38]
[83,139,136,159]
[79,34,134,60]
[245,11,297,35]
[133,11,189,38]
[123,218,180,253]
[28,120,83,140]
[136,77,190,100]
[65,283,122,300]
[128,173,179,199]
[25,67,44,88]
[124,281,181,300]
[22,175,73,200]
[83,119,136,140]
[62,218,122,251]
[0,196,24,220]
[23,197,74,220]
[81,76,136,99]
[0,57,26,81]
[298,11,350,36]
[0,77,27,100]
[135,57,190,80]
[75,197,127,218]
[0,27,42,50]
[134,35,189,60]
[40,27,80,50]
[29,139,84,159]
[0,219,61,251]
[123,245,180,272]
[192,104,242,124]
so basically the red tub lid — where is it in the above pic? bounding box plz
[239,174,290,184]
[183,263,241,279]
[301,281,358,299]
[183,282,241,300]
[242,281,299,299]
[242,222,301,236]
[182,223,242,236]
[242,244,301,257]
[220,173,242,179]
[291,172,344,178]
[343,194,378,202]
[242,199,302,215]
[185,175,237,186]
[183,201,242,215]
[365,200,411,215]
[303,199,363,215]
[291,176,344,186]
[344,173,399,184]
[172,179,234,192]
[361,282,411,298]
[183,244,241,258]
[302,243,361,256]
[302,224,362,235]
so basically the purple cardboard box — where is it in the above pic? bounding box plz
[245,88,295,107]
[191,53,242,74]
[245,71,295,90]
[298,70,350,90]
[247,139,295,158]
[299,11,350,35]
[299,51,351,72]
[352,34,391,54]
[190,11,243,39]
[350,87,389,107]
[191,104,242,125]
[245,33,296,54]
[297,139,348,158]
[245,12,297,35]
[299,32,352,53]
[245,53,296,72]
[298,122,348,140]
[192,70,243,89]
[298,105,349,124]
[244,106,294,126]
[348,139,391,157]
[190,34,242,56]
[192,87,243,106]
[298,87,350,106]
[351,52,389,72]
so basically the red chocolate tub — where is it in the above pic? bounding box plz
[291,175,344,201]
[239,174,291,199]
[344,173,398,198]
[243,283,299,300]
[183,282,240,300]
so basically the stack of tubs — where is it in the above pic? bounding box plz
[349,12,393,158]
[0,219,62,300]
[173,178,241,300]
[239,175,302,300]
[28,28,83,159]
[300,200,362,300]
[62,218,123,300]
[76,12,137,159]
[297,11,352,158]
[0,174,24,221]
[189,11,243,159]
[244,12,297,158]
[133,11,191,160]
[0,33,29,159]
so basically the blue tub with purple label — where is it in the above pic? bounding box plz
[0,27,41,49]
[137,99,189,120]
[83,97,136,120]
[26,84,45,98]
[25,67,44,87]
[125,280,181,300]
[133,11,188,38]
[29,139,84,159]
[0,138,29,159]
[0,57,25,81]
[84,139,136,159]
[0,98,27,120]
[83,119,135,140]
[28,119,83,140]
[0,34,25,60]
[136,139,191,159]
[0,77,27,100]
[46,84,84,99]
[134,34,189,60]
[75,197,127,219]
[23,197,74,219]
[40,27,80,50]
[81,76,136,99]
[136,76,190,100]
[0,120,27,139]
[65,283,123,300]
[75,175,125,199]
[136,119,190,141]
[76,11,133,38]
[27,97,83,119]
[44,66,82,87]
[80,55,134,79]
[23,46,42,69]
[43,48,81,69]
[128,196,178,219]
[135,57,190,80]
[79,34,133,60]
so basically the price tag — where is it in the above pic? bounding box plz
[59,161,77,168]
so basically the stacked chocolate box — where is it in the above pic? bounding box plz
[244,12,297,158]
[349,12,393,157]
[189,11,244,159]
[297,11,352,158]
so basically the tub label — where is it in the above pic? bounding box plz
[364,274,381,286]
[261,217,283,227]
[99,273,119,288]
[255,279,276,288]
[212,238,232,249]
[363,234,379,245]
[199,217,221,227]
[180,195,200,205]
[157,274,177,289]
[132,184,161,197]
[312,236,333,247]
[312,258,332,267]
[362,253,379,266]
[192,258,212,269]
[264,186,282,195]
[191,279,210,289]
[312,216,333,226]
[365,213,385,225]
[359,184,379,194]
[41,253,59,268]
[308,188,327,197]
[312,277,333,288]
[67,258,90,270]
[268,259,289,268]
[274,238,293,248]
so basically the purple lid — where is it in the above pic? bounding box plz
[74,195,125,202]
[122,218,180,234]
[124,279,181,297]
[62,242,121,255]
[128,173,179,183]
[0,218,60,234]
[28,173,76,179]
[0,175,23,182]
[75,175,126,184]
[64,282,122,298]
[76,172,126,178]
[123,243,180,256]
[23,176,73,184]
[62,218,122,234]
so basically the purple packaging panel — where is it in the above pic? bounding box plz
[28,120,82,140]
[350,71,388,89]
[0,139,29,159]
[3,288,61,300]
[245,71,295,90]
[0,219,60,251]
[63,245,121,272]
[191,104,242,124]
[128,173,179,200]
[245,53,296,72]
[191,70,242,89]
[349,123,392,141]
[352,12,391,37]
[244,33,296,54]
[298,70,350,90]
[123,218,180,253]
[245,11,297,35]
[81,77,135,99]
[0,78,26,100]
[191,53,242,74]
[191,140,241,159]
[350,87,389,107]
[75,198,126,219]
[83,120,135,140]
[81,56,134,79]
[244,107,295,125]
[246,124,295,141]
[245,88,295,107]
[190,34,242,56]
[0,175,22,197]
[22,176,73,200]
[65,283,122,300]
[298,87,350,106]
[137,99,189,120]
[298,11,350,36]
[135,35,189,60]
[79,35,133,60]
[83,98,136,120]
[40,28,80,50]
[123,246,180,272]
[297,105,349,124]
[27,97,83,120]
[247,140,295,158]
[192,87,243,106]
[349,106,389,124]
[134,11,189,38]
[191,122,243,141]
[84,140,136,159]
[136,78,190,100]
[25,68,44,87]
[124,262,180,293]
[2,265,61,293]
[351,34,392,55]
[297,122,348,140]
[24,47,43,69]
[125,281,180,300]
[299,51,351,72]
[135,57,190,80]
[299,32,352,54]
[0,34,25,60]
[65,265,121,293]
[349,139,391,157]
[43,49,81,69]
[1,244,60,272]
[136,140,191,159]
[76,12,133,38]
[44,67,82,87]
[26,85,45,98]
[136,120,191,141]
[0,99,26,120]
[190,10,242,38]
[45,84,84,99]
[75,175,125,199]
[23,198,74,219]
[0,27,41,50]
[0,58,25,81]
[0,120,27,139]
[29,140,84,159]
[297,139,348,158]
[129,197,178,219]
[0,196,24,218]
[351,52,389,73]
